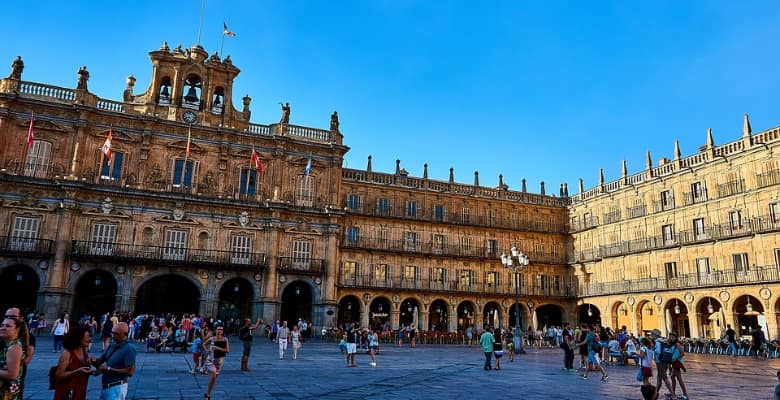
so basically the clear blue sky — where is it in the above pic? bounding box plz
[3,1,780,194]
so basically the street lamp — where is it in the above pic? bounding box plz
[500,245,530,353]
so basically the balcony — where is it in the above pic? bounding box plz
[0,236,54,257]
[277,257,326,276]
[336,273,577,298]
[70,240,268,270]
[757,169,780,188]
[717,179,745,198]
[344,204,566,233]
[580,265,780,296]
[603,211,621,224]
[626,204,647,218]
[682,189,708,206]
[652,197,676,213]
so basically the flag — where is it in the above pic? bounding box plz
[223,22,236,37]
[250,148,262,173]
[302,155,312,176]
[26,112,34,147]
[185,125,192,158]
[101,128,112,159]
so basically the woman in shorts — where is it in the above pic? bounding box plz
[639,337,654,386]
[204,326,229,399]
[493,330,504,370]
[368,328,379,367]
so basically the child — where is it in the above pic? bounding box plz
[639,337,654,386]
[338,333,347,354]
[190,331,202,373]
[494,330,504,370]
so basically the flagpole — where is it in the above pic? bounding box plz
[181,124,191,190]
[196,0,206,45]
[220,34,225,58]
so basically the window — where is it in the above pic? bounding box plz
[406,201,417,217]
[538,275,548,291]
[343,261,359,284]
[23,140,52,178]
[485,271,500,289]
[729,210,742,230]
[434,204,445,222]
[485,239,498,258]
[172,159,194,188]
[510,271,524,290]
[696,257,711,277]
[693,218,706,240]
[295,175,316,207]
[691,181,706,203]
[461,207,470,224]
[163,230,187,260]
[534,242,544,254]
[291,240,312,268]
[100,152,124,181]
[770,203,780,223]
[459,269,475,289]
[433,234,446,254]
[660,190,674,210]
[404,232,418,251]
[662,224,674,245]
[347,194,360,210]
[90,223,117,255]
[637,265,650,279]
[403,265,420,283]
[230,235,252,264]
[377,198,390,215]
[664,262,678,278]
[10,216,40,251]
[432,267,447,284]
[775,249,780,269]
[346,227,360,244]
[487,210,495,226]
[373,264,389,285]
[460,236,472,255]
[238,168,258,196]
[732,253,749,273]
[378,229,389,249]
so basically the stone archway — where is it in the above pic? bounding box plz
[217,278,255,321]
[399,298,420,328]
[733,294,765,336]
[536,304,564,329]
[695,296,723,339]
[72,269,118,320]
[135,274,201,315]
[456,301,476,333]
[577,303,601,326]
[483,301,502,329]
[369,297,391,331]
[611,301,631,331]
[0,264,39,314]
[635,299,657,335]
[428,299,449,332]
[280,281,313,327]
[338,295,361,329]
[664,298,690,337]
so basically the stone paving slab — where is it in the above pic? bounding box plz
[20,336,780,399]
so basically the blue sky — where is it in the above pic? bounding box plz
[3,1,780,194]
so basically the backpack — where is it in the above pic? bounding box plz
[659,342,675,363]
[591,337,602,353]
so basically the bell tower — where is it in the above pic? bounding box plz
[131,41,249,130]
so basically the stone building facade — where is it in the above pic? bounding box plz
[0,42,778,338]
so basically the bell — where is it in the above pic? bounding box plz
[212,95,221,106]
[184,86,199,103]
[160,85,170,98]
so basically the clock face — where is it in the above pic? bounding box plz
[182,111,197,124]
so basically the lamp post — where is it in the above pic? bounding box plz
[500,245,530,353]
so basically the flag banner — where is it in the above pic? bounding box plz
[223,22,236,37]
[251,148,263,173]
[303,155,312,176]
[101,128,112,159]
[26,112,35,147]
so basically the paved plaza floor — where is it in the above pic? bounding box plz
[20,336,780,399]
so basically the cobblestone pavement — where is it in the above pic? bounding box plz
[21,336,780,399]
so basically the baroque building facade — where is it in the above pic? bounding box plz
[0,42,778,339]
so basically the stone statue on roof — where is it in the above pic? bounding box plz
[9,56,23,80]
[330,111,339,132]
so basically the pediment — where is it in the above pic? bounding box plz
[16,117,69,132]
[81,207,130,218]
[93,128,136,143]
[283,220,321,235]
[153,214,202,225]
[3,193,52,211]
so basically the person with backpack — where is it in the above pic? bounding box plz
[652,329,674,400]
[667,332,688,400]
[578,324,608,382]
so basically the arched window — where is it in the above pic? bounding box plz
[182,74,202,109]
[158,77,172,105]
[211,87,224,115]
[23,140,52,178]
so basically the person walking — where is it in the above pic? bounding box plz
[494,330,504,370]
[51,313,69,352]
[93,322,136,400]
[668,332,688,400]
[561,323,575,372]
[204,325,229,400]
[53,325,93,400]
[367,328,379,367]
[724,324,737,357]
[238,318,260,371]
[652,329,674,400]
[190,331,202,374]
[578,324,608,382]
[751,325,766,358]
[345,323,358,367]
[505,329,515,362]
[277,321,290,360]
[291,324,302,360]
[0,316,29,400]
[480,327,495,370]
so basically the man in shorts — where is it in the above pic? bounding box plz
[652,329,673,399]
[345,322,358,367]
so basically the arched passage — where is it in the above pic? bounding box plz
[611,301,631,331]
[734,295,765,336]
[457,301,476,332]
[536,304,563,329]
[428,299,449,332]
[369,297,391,331]
[664,298,690,337]
[338,295,361,329]
[483,301,502,329]
[135,274,201,315]
[635,300,657,335]
[399,298,420,328]
[0,265,39,314]
[280,281,313,326]
[695,296,723,339]
[72,269,117,319]
[577,303,601,326]
[217,278,254,321]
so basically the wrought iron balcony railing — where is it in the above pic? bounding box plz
[277,257,326,275]
[70,240,268,270]
[0,236,54,257]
